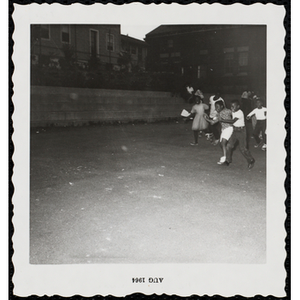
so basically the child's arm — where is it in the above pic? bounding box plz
[203,103,209,111]
[204,114,218,125]
[220,117,238,124]
[246,109,256,120]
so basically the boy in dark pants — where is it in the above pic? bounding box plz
[246,98,267,150]
[220,100,255,169]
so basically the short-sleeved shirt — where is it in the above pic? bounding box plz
[247,107,267,120]
[232,109,245,127]
[219,108,232,130]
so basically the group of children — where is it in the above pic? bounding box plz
[184,91,267,169]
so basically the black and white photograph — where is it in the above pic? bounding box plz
[11,1,288,298]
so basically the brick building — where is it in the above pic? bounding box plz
[145,25,266,96]
[31,24,147,71]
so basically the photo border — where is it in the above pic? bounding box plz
[9,0,290,299]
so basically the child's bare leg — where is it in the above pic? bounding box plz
[221,139,227,158]
[216,138,228,164]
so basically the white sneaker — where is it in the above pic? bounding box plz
[254,141,263,148]
[217,156,226,164]
[205,133,213,140]
[261,144,267,150]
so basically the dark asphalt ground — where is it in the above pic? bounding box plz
[30,121,266,264]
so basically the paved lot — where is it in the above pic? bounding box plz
[30,121,266,264]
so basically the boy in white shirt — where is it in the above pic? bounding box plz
[246,98,267,150]
[220,100,255,169]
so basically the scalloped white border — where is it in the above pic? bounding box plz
[11,2,286,297]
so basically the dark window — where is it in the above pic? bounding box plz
[40,25,50,40]
[106,33,114,51]
[168,39,173,48]
[90,30,98,56]
[199,50,208,55]
[197,65,207,79]
[131,46,136,55]
[61,25,70,43]
[237,47,249,73]
[224,48,234,74]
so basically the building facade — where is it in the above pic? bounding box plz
[31,25,147,72]
[145,25,266,96]
[120,34,148,71]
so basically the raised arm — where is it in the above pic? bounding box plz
[246,109,256,120]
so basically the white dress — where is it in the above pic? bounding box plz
[191,103,209,131]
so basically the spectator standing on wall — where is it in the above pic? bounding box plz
[185,82,194,103]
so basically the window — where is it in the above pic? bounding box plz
[90,30,99,56]
[237,46,249,74]
[106,33,114,51]
[168,39,173,48]
[199,50,208,55]
[224,47,234,53]
[238,52,248,66]
[160,53,169,58]
[224,52,234,74]
[224,48,234,74]
[171,52,180,57]
[61,25,70,44]
[40,25,50,40]
[123,42,130,53]
[131,46,136,55]
[197,65,207,79]
[237,46,249,52]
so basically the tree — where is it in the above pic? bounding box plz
[59,44,76,70]
[118,51,132,72]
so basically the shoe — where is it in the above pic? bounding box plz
[205,133,213,140]
[248,159,255,169]
[254,141,263,148]
[217,156,226,164]
[261,144,267,150]
[190,142,198,146]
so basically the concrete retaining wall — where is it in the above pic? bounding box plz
[30,86,188,127]
[30,86,241,127]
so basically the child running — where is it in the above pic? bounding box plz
[220,100,255,169]
[208,93,226,145]
[188,96,209,146]
[246,98,267,150]
[205,100,233,164]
